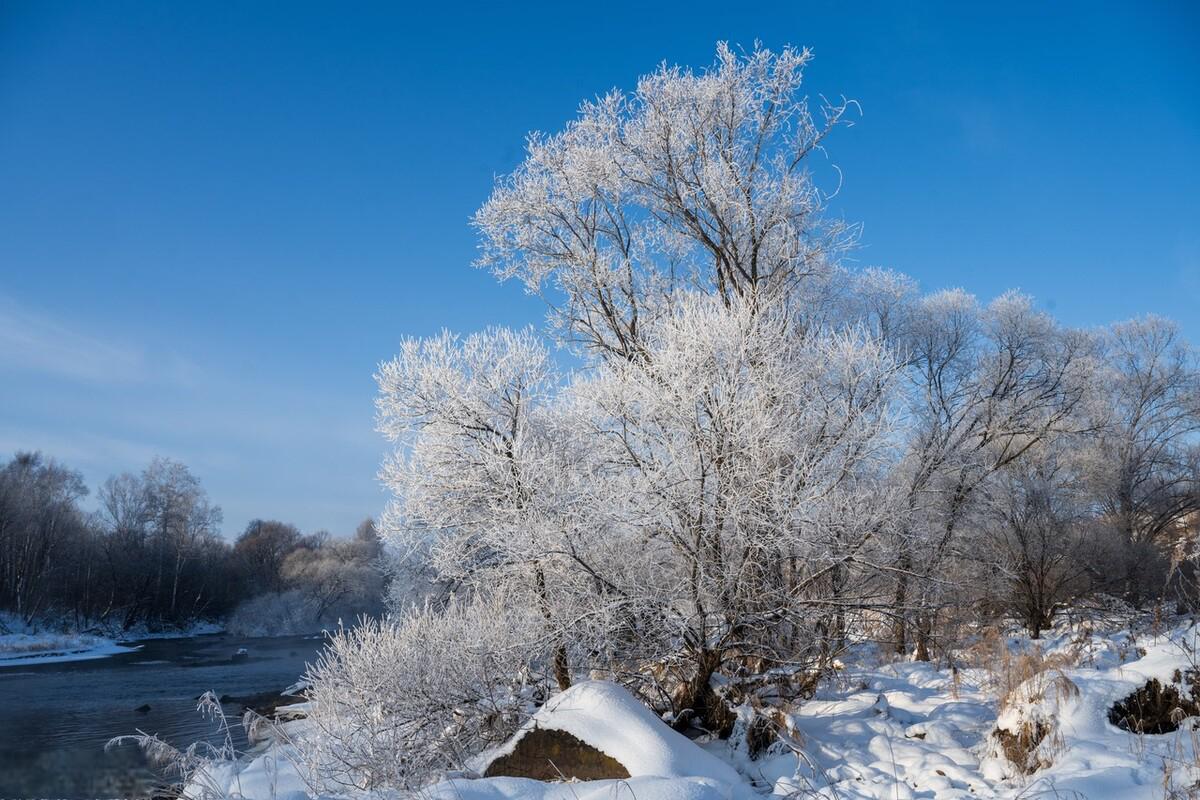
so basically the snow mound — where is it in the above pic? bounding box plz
[477,681,742,787]
[982,622,1200,797]
[427,775,730,800]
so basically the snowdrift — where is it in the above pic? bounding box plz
[425,775,732,800]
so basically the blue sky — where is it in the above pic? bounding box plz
[1,1,1197,537]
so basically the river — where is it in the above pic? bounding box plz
[0,632,328,798]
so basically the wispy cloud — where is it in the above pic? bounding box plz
[0,296,381,535]
[0,295,199,385]
[0,427,162,472]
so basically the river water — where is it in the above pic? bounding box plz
[0,632,328,798]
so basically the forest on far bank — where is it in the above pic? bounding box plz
[0,451,386,636]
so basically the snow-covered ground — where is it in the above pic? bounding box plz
[181,615,1200,800]
[0,613,223,667]
[0,630,140,666]
[756,655,997,798]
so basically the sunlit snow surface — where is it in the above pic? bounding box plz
[193,618,1200,799]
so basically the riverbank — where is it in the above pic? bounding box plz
[0,613,225,667]
[0,631,140,666]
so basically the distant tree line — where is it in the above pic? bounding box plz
[0,452,384,633]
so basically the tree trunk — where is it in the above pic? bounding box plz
[914,608,933,662]
[892,549,912,655]
[534,564,571,691]
[674,648,733,736]
[551,642,571,692]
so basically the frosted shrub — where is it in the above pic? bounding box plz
[986,643,1081,776]
[225,590,318,636]
[296,593,545,791]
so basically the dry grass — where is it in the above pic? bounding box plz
[965,628,1081,775]
[0,632,105,656]
[964,627,1080,709]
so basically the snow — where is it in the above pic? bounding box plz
[474,680,742,788]
[737,620,1200,799]
[184,747,312,800]
[182,619,1200,800]
[0,631,140,666]
[763,658,998,799]
[426,775,732,800]
[126,620,225,639]
[0,617,227,667]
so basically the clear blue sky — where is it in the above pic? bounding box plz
[1,1,1197,537]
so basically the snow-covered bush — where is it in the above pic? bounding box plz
[988,646,1080,776]
[225,590,321,637]
[226,526,386,636]
[295,592,549,791]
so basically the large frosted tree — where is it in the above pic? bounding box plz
[328,42,1193,792]
[374,43,904,726]
[473,42,855,361]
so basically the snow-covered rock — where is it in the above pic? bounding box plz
[474,681,742,788]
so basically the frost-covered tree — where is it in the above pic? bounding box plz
[474,42,854,361]
[140,457,224,623]
[233,519,302,593]
[975,439,1098,638]
[0,453,88,623]
[885,290,1093,657]
[562,293,900,723]
[375,327,576,688]
[462,42,887,714]
[1085,316,1200,600]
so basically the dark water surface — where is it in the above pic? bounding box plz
[0,633,327,799]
